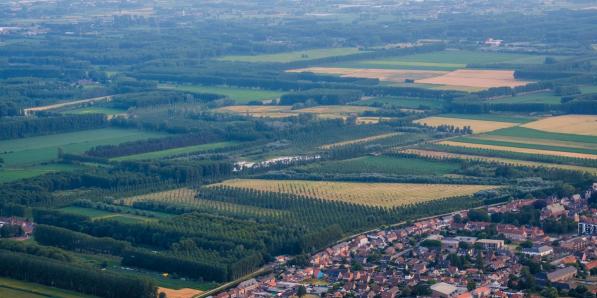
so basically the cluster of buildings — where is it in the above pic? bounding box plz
[213,184,597,298]
[0,216,34,239]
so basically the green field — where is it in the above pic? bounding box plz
[488,127,597,144]
[453,137,597,155]
[59,206,158,223]
[351,96,444,109]
[299,156,460,175]
[112,141,239,161]
[0,128,166,167]
[0,164,82,184]
[0,277,95,298]
[580,85,597,94]
[327,50,553,70]
[490,92,561,104]
[160,84,283,103]
[438,113,537,123]
[63,107,127,115]
[218,47,364,63]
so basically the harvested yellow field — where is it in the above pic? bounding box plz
[401,149,597,174]
[212,179,498,207]
[288,67,447,83]
[438,140,597,160]
[298,105,379,114]
[157,287,203,298]
[522,115,597,136]
[416,69,532,89]
[320,132,401,149]
[414,117,517,133]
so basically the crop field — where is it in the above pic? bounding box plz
[0,128,167,167]
[160,84,284,103]
[0,163,82,184]
[451,136,597,155]
[351,96,443,109]
[158,287,203,298]
[0,277,95,298]
[487,127,597,144]
[217,47,364,63]
[111,141,239,161]
[437,113,537,124]
[216,105,378,119]
[490,92,561,104]
[63,106,127,116]
[122,188,285,218]
[401,149,597,174]
[415,69,532,89]
[580,85,597,93]
[59,206,158,223]
[414,116,517,133]
[319,132,401,149]
[521,115,597,136]
[437,140,597,160]
[288,67,448,83]
[212,179,498,208]
[299,155,460,175]
[326,50,552,70]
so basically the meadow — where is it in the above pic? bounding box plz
[217,47,364,63]
[216,105,378,120]
[59,206,160,224]
[0,128,167,167]
[111,141,239,161]
[326,50,552,70]
[488,127,597,144]
[213,179,498,207]
[298,155,461,175]
[414,116,517,133]
[160,84,284,103]
[451,137,597,155]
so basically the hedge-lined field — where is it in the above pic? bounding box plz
[212,179,497,207]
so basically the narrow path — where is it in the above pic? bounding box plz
[23,95,114,115]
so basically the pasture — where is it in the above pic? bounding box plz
[414,116,517,133]
[326,50,552,70]
[488,127,597,144]
[218,47,364,63]
[212,179,498,208]
[438,140,597,160]
[521,115,597,136]
[452,136,597,155]
[415,69,531,89]
[299,155,460,175]
[0,128,166,167]
[160,84,284,104]
[111,141,239,161]
[0,277,94,298]
[401,149,597,174]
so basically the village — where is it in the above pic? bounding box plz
[214,184,597,298]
